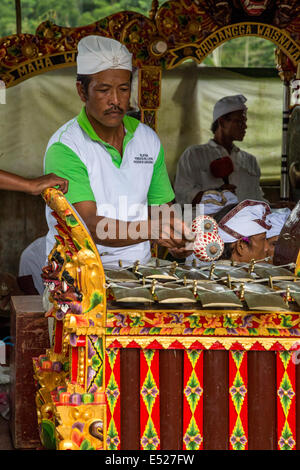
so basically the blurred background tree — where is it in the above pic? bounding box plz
[0,0,150,37]
[1,0,276,68]
[203,37,276,67]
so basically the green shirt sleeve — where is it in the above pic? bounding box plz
[147,145,175,205]
[45,142,95,204]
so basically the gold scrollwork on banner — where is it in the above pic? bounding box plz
[167,22,300,68]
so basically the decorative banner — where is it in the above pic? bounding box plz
[138,67,161,109]
[105,348,121,450]
[5,51,76,86]
[183,350,203,450]
[168,22,300,68]
[140,349,160,450]
[276,351,296,450]
[229,351,248,450]
[141,110,157,131]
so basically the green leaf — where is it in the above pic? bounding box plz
[204,328,215,335]
[267,328,279,336]
[84,290,103,313]
[149,327,161,334]
[80,439,95,450]
[65,214,79,227]
[84,238,95,253]
[73,239,82,251]
[41,419,56,450]
[248,328,258,336]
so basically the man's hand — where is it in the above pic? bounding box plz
[29,173,69,195]
[149,205,195,258]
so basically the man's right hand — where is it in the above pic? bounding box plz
[30,173,69,195]
[149,206,195,258]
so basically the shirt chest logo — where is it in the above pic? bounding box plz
[133,153,153,164]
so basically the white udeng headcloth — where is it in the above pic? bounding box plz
[77,35,132,75]
[266,208,291,239]
[218,199,272,244]
[213,94,247,122]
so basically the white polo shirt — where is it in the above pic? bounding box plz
[44,108,174,266]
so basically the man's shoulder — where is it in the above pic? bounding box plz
[46,116,82,150]
[180,141,213,158]
[126,117,161,156]
[129,117,160,141]
[238,147,258,161]
[236,147,261,175]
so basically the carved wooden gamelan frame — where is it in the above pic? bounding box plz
[2,0,300,451]
[33,185,300,451]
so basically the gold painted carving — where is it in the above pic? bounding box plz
[106,335,300,351]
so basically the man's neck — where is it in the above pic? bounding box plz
[87,111,125,155]
[213,134,234,154]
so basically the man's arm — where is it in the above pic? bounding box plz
[74,200,150,247]
[0,170,68,195]
[73,200,194,256]
[46,141,193,255]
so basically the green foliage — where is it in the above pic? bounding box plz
[0,0,151,37]
[0,0,17,37]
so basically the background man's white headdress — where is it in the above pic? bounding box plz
[213,94,247,122]
[218,199,272,243]
[77,35,132,75]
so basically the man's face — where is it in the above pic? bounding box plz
[77,69,131,129]
[266,235,279,262]
[232,231,268,262]
[241,232,268,262]
[222,109,247,142]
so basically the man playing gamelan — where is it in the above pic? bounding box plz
[44,35,192,266]
[218,199,272,263]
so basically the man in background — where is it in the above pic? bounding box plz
[174,94,265,207]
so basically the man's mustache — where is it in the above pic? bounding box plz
[104,106,124,114]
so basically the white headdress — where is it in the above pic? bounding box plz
[77,35,132,75]
[218,199,272,244]
[213,94,247,122]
